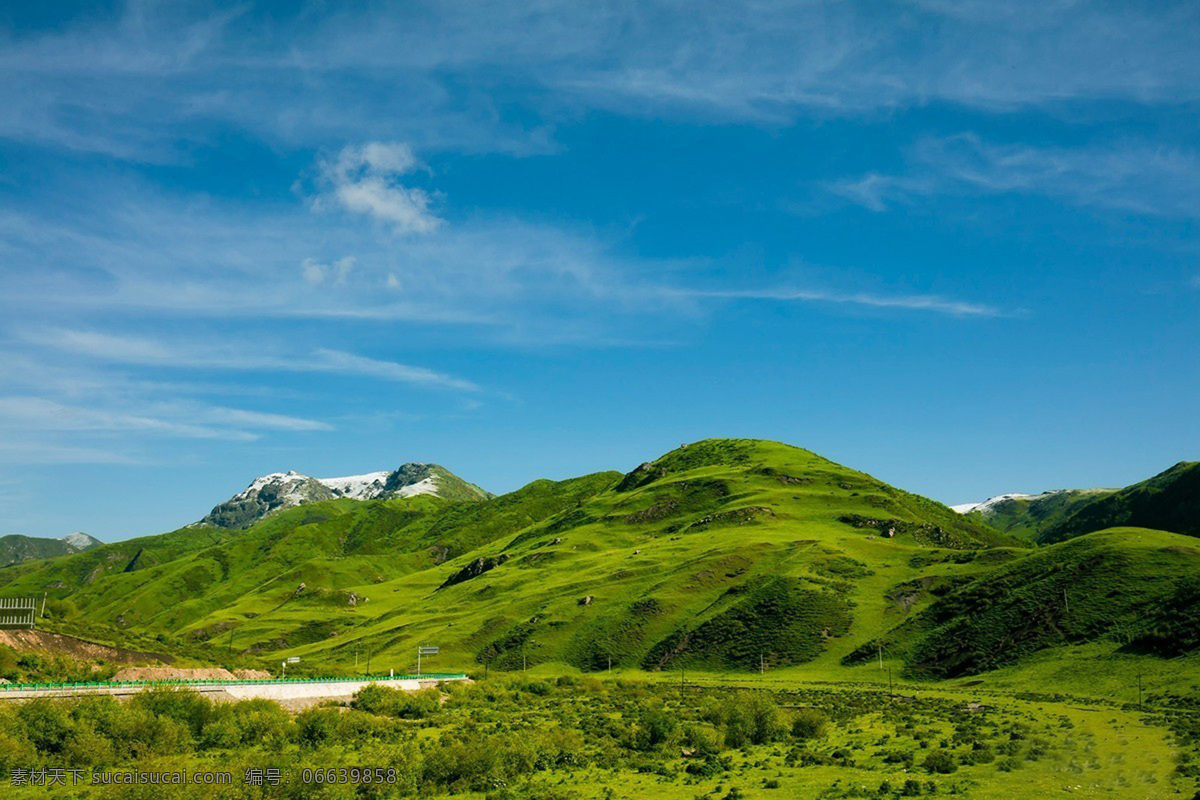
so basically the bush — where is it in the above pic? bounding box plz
[791,707,829,740]
[353,685,441,719]
[131,687,214,738]
[708,692,787,748]
[629,706,677,750]
[922,749,958,774]
[18,699,73,754]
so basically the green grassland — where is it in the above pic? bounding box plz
[2,438,1200,797]
[3,676,1193,799]
[1,439,1197,699]
[0,440,1026,675]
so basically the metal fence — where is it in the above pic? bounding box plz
[0,673,468,693]
[0,597,37,629]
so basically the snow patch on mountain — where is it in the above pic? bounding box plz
[951,491,1068,514]
[60,532,101,550]
[391,476,439,498]
[198,463,481,529]
[318,471,392,500]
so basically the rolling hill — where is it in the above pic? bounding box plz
[0,532,102,567]
[951,489,1114,541]
[0,439,1022,673]
[1038,461,1200,544]
[847,527,1200,678]
[0,438,1193,691]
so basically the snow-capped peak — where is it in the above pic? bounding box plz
[199,463,474,529]
[60,532,97,549]
[951,490,1071,514]
[58,532,101,550]
[317,471,392,500]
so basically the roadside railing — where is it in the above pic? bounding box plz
[0,673,468,693]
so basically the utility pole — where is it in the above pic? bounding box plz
[40,593,47,618]
[878,642,883,670]
[760,653,764,675]
[1064,588,1069,614]
[607,655,611,673]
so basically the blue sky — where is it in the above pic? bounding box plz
[1,1,1197,541]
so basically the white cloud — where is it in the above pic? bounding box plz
[830,134,1200,218]
[21,328,478,392]
[680,287,1002,318]
[301,256,356,286]
[318,143,443,234]
[1,2,1197,161]
[0,397,256,441]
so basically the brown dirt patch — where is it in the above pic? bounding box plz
[112,667,236,681]
[0,630,166,665]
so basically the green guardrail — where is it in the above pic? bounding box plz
[0,673,468,693]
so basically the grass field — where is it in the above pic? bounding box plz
[2,674,1193,800]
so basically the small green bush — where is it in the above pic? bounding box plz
[922,749,958,774]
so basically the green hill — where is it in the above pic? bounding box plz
[846,527,1200,679]
[1038,461,1200,544]
[0,532,101,567]
[959,489,1114,541]
[0,439,1029,675]
[10,439,1198,690]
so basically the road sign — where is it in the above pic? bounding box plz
[417,645,439,676]
[287,657,301,663]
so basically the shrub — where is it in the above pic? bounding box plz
[131,687,215,738]
[296,707,341,747]
[629,706,677,750]
[708,692,787,748]
[18,699,73,754]
[791,708,829,740]
[922,749,958,774]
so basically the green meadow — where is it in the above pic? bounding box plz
[1,439,1198,798]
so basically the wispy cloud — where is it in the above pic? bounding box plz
[829,134,1200,218]
[0,397,326,442]
[679,287,1003,318]
[22,328,479,392]
[1,2,1196,161]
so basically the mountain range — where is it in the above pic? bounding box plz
[0,532,102,568]
[0,439,1195,690]
[198,463,493,528]
[952,461,1199,544]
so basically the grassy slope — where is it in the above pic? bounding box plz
[852,528,1200,678]
[0,534,100,567]
[4,437,1196,707]
[195,439,1024,676]
[965,489,1114,541]
[1039,461,1200,543]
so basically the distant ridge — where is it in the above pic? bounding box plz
[198,463,492,529]
[950,489,1115,541]
[1038,461,1200,543]
[0,532,102,567]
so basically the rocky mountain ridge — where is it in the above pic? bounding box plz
[198,463,491,529]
